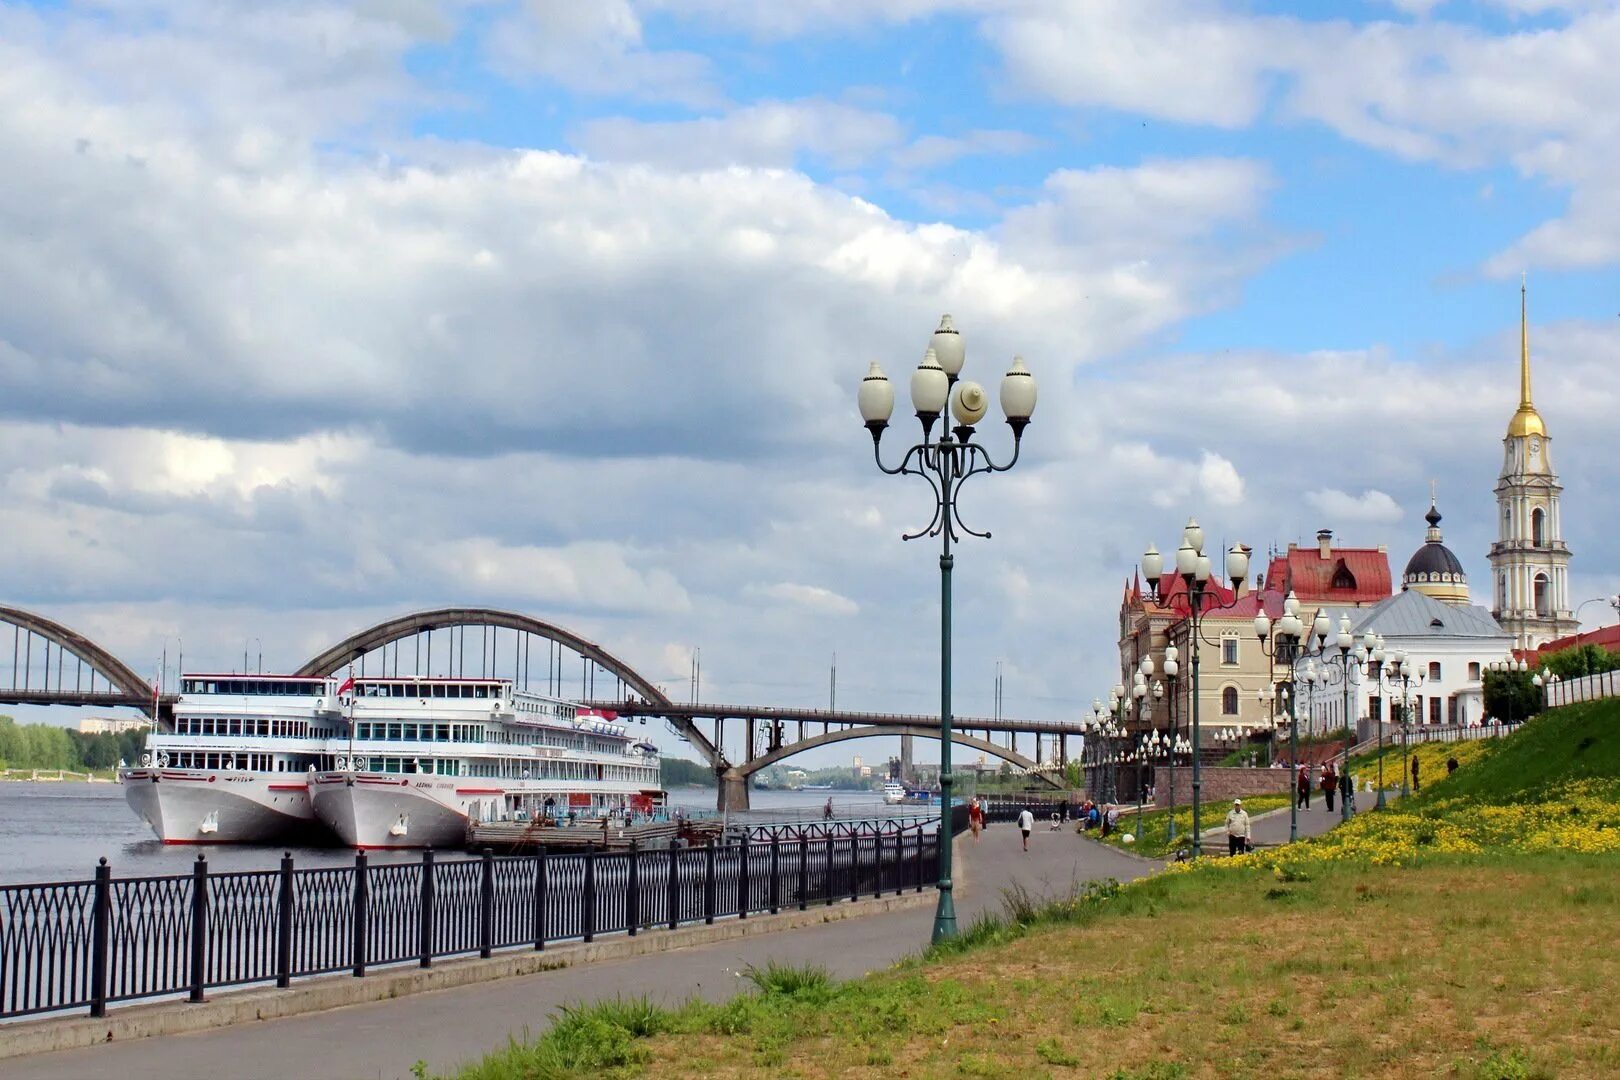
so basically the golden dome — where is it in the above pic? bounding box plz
[1507,405,1545,438]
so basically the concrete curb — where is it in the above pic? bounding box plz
[0,890,934,1061]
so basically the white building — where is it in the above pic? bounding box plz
[78,717,151,735]
[1298,590,1515,734]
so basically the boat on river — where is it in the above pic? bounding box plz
[120,675,664,848]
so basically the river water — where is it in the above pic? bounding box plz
[0,783,907,885]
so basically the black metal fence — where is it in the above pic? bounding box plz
[0,830,938,1021]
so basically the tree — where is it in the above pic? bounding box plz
[1482,670,1541,724]
[1539,643,1620,681]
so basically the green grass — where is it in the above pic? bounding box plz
[442,700,1620,1079]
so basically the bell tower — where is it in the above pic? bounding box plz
[1488,279,1576,649]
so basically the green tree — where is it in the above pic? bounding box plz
[1538,643,1620,681]
[1483,670,1541,724]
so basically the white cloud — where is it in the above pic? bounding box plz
[754,582,860,616]
[1305,489,1405,524]
[1198,451,1246,507]
[574,100,905,170]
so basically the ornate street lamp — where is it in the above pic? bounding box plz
[1141,523,1251,857]
[1294,615,1367,823]
[1256,590,1313,841]
[859,315,1037,944]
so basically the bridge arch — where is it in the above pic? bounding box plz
[0,605,156,713]
[735,724,1064,789]
[293,607,719,764]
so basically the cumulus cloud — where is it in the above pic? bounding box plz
[1305,489,1405,524]
[753,582,860,616]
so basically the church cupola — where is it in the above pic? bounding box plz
[1403,501,1469,606]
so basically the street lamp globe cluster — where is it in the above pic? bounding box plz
[1140,519,1252,857]
[858,315,1036,944]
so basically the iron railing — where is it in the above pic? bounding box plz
[0,830,938,1022]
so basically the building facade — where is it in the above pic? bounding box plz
[1489,284,1577,650]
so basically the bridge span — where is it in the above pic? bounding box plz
[581,698,1082,810]
[2,604,1081,811]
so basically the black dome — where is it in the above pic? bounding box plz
[1404,543,1466,580]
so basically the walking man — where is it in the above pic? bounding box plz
[1411,755,1421,793]
[1016,806,1035,852]
[1225,799,1251,856]
[1321,763,1337,813]
[1296,765,1311,809]
[968,797,985,841]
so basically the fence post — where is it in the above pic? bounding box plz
[915,827,924,893]
[667,846,680,930]
[479,848,495,959]
[627,841,640,937]
[419,849,435,969]
[824,836,836,906]
[797,835,808,911]
[533,846,548,951]
[188,854,208,1002]
[703,842,716,925]
[848,834,860,903]
[276,851,294,988]
[737,839,750,920]
[873,832,884,899]
[351,851,368,978]
[90,858,110,1017]
[582,845,597,943]
[769,837,780,915]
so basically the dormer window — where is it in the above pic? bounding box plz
[1330,559,1356,591]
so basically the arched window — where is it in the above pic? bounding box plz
[1531,508,1546,547]
[1534,573,1551,617]
[1221,686,1239,715]
[1497,574,1506,610]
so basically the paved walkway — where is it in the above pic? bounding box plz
[6,830,1155,1080]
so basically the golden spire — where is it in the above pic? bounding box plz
[1508,272,1546,438]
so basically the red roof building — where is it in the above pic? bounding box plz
[1521,623,1620,666]
[1261,530,1391,606]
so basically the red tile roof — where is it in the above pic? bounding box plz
[1262,545,1391,605]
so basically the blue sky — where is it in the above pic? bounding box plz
[2,0,1620,767]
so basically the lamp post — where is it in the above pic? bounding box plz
[1488,657,1530,726]
[1255,591,1312,842]
[859,315,1037,944]
[1375,651,1424,800]
[1140,522,1251,857]
[1298,615,1367,823]
[1532,667,1560,710]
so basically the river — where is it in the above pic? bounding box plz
[0,782,906,885]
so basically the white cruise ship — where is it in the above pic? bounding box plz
[120,674,664,848]
[120,674,343,845]
[309,678,662,849]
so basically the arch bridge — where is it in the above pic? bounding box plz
[0,605,170,719]
[1,604,1079,810]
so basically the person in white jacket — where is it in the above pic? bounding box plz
[1225,799,1252,856]
[1016,807,1034,852]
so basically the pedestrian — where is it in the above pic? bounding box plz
[1225,799,1251,856]
[1340,766,1355,813]
[968,797,985,841]
[1016,806,1034,852]
[1411,755,1421,792]
[1446,756,1459,776]
[1296,764,1311,810]
[823,797,833,821]
[1321,763,1337,813]
[1087,803,1101,831]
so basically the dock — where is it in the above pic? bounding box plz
[467,817,724,852]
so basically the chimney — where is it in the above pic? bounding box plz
[1317,529,1333,560]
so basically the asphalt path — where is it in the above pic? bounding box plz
[5,825,1156,1080]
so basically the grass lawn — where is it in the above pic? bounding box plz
[1089,794,1292,858]
[439,701,1620,1079]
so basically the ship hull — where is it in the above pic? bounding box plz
[120,768,321,845]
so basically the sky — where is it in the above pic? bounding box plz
[3,0,1619,770]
